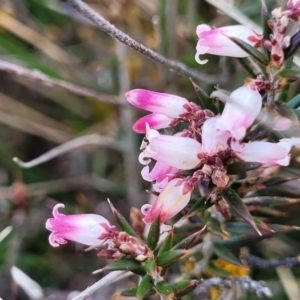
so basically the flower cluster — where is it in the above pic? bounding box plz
[125,81,300,224]
[44,1,300,274]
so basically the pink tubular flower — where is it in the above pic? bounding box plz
[141,161,179,191]
[201,116,232,156]
[211,86,262,140]
[235,138,300,166]
[133,113,178,133]
[125,89,190,118]
[46,204,117,247]
[195,24,262,64]
[141,178,193,224]
[139,127,203,170]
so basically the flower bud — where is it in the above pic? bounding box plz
[195,24,262,64]
[46,204,117,247]
[125,89,189,118]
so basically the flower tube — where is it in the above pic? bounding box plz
[211,86,262,140]
[141,161,179,190]
[139,127,204,170]
[133,113,178,133]
[46,204,117,247]
[125,89,190,118]
[141,178,193,224]
[235,138,300,166]
[195,24,262,64]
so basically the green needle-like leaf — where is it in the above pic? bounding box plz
[227,161,262,175]
[147,214,161,250]
[136,275,154,298]
[190,78,218,113]
[156,249,186,268]
[157,229,174,256]
[212,243,244,267]
[222,188,261,235]
[227,36,268,66]
[155,280,174,295]
[107,199,137,237]
[172,280,199,297]
[287,93,300,108]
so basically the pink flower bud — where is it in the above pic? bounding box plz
[139,127,203,170]
[141,178,192,224]
[211,86,262,140]
[125,89,189,118]
[133,113,177,133]
[235,138,300,166]
[195,24,262,64]
[46,204,117,247]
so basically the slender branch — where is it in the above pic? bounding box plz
[13,134,123,169]
[195,277,272,298]
[0,59,120,105]
[71,271,131,300]
[241,254,300,269]
[66,0,227,84]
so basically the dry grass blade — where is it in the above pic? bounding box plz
[0,10,75,64]
[13,134,123,169]
[0,59,120,105]
[0,93,74,133]
[0,110,74,143]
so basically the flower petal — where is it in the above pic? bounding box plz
[142,178,192,224]
[125,89,189,118]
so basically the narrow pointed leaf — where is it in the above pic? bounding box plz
[275,101,299,122]
[287,93,300,108]
[172,226,206,250]
[136,275,154,298]
[120,287,138,297]
[107,199,136,237]
[231,176,298,194]
[212,243,243,267]
[261,0,272,41]
[187,196,212,216]
[227,36,268,65]
[172,280,199,297]
[122,286,155,297]
[250,122,270,140]
[227,162,262,175]
[155,280,174,295]
[207,216,230,239]
[253,207,285,216]
[157,229,174,256]
[190,79,218,113]
[100,258,142,272]
[222,188,261,235]
[224,222,299,236]
[144,261,156,274]
[147,214,160,250]
[278,69,300,82]
[156,249,186,267]
[237,57,262,78]
[243,196,300,206]
[284,31,300,60]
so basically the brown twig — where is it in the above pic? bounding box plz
[66,0,227,84]
[0,59,120,105]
